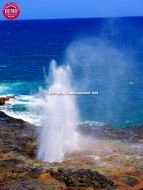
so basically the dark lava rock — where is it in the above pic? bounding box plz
[3,179,47,190]
[78,124,143,142]
[0,111,142,189]
[120,175,139,186]
[0,111,36,157]
[49,168,115,189]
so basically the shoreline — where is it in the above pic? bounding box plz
[0,111,143,189]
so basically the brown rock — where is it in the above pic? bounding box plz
[0,95,15,106]
[0,98,5,105]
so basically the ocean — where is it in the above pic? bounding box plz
[0,17,143,127]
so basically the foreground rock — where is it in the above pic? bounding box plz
[49,168,115,189]
[0,111,115,189]
[0,111,143,189]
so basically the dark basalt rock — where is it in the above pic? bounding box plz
[78,124,143,142]
[0,111,35,130]
[0,111,36,158]
[49,168,115,189]
[2,179,48,190]
[120,175,139,186]
[0,111,143,189]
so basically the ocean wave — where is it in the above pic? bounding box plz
[80,120,105,127]
[0,64,10,68]
[0,93,105,128]
[0,84,11,94]
[0,94,41,125]
[5,95,35,106]
[0,81,40,95]
[3,109,41,126]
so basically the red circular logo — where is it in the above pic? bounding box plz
[2,2,20,20]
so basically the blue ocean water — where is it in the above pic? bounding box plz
[0,17,143,127]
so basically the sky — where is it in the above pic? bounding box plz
[0,0,143,20]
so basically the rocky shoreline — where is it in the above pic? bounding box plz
[0,111,143,189]
[0,96,15,106]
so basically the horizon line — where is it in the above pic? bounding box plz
[0,15,143,21]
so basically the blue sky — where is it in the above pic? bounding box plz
[0,0,143,20]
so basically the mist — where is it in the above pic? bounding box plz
[65,37,134,126]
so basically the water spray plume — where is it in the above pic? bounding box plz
[37,60,79,162]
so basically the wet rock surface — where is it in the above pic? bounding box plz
[78,124,143,143]
[0,96,15,106]
[0,111,143,189]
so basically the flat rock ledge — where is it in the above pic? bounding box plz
[0,111,143,189]
[0,111,115,190]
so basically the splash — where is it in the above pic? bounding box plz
[37,60,79,162]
